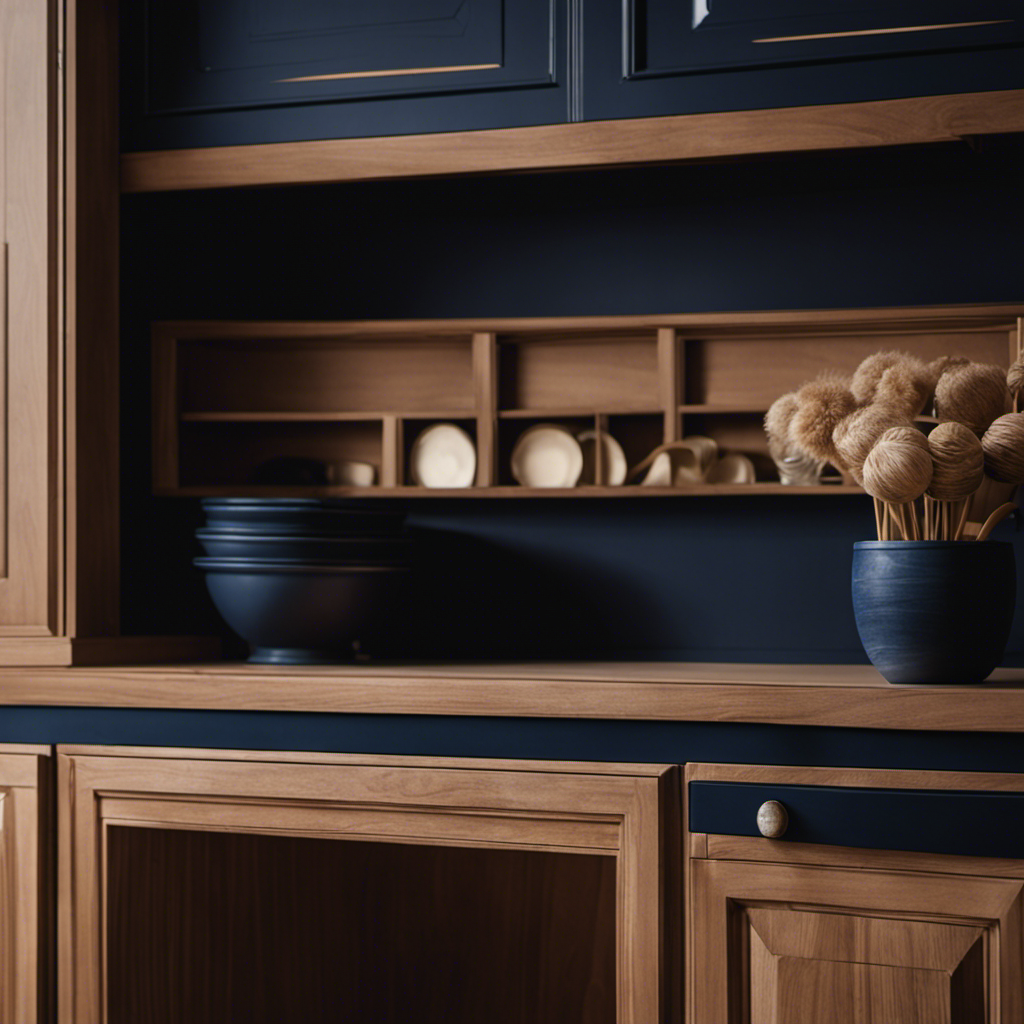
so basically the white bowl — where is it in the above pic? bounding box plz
[409,423,477,488]
[511,424,584,488]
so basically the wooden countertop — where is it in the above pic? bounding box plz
[1,661,1024,732]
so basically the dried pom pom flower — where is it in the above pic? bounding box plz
[790,374,857,468]
[926,422,984,500]
[934,362,1011,435]
[832,405,910,484]
[851,351,919,405]
[862,426,933,504]
[982,413,1024,485]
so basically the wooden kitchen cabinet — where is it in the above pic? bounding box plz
[0,745,52,1024]
[687,763,1024,1023]
[58,746,680,1024]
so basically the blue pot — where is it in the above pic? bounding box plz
[852,541,1016,684]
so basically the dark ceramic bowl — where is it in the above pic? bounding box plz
[195,557,410,664]
[852,540,1016,684]
[201,498,406,536]
[195,529,412,564]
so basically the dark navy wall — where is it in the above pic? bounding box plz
[121,138,1024,663]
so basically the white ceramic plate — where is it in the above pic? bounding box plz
[409,423,477,488]
[577,430,627,486]
[511,424,584,488]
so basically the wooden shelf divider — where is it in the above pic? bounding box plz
[473,332,498,488]
[658,328,681,445]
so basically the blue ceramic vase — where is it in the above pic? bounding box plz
[852,541,1016,684]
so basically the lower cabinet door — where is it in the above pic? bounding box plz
[0,745,51,1024]
[687,763,1024,1024]
[58,747,680,1024]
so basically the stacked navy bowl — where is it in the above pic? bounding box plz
[194,499,411,664]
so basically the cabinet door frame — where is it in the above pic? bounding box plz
[685,762,1024,1023]
[59,746,680,1024]
[0,0,62,636]
[0,744,52,1024]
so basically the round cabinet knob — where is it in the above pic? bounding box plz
[756,800,789,839]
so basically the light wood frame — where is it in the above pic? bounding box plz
[121,89,1024,193]
[686,763,1024,1023]
[0,745,52,1024]
[58,747,680,1024]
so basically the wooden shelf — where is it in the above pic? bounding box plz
[153,306,1024,499]
[7,660,1024,732]
[160,483,865,499]
[181,411,470,423]
[121,90,1024,193]
[499,407,661,419]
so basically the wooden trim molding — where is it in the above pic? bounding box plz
[121,89,1024,193]
[6,661,1024,731]
[58,749,676,1024]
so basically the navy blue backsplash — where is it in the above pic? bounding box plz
[121,140,1024,663]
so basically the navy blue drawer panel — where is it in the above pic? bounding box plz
[689,780,1024,859]
[122,0,566,150]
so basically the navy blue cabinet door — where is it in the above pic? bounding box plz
[585,0,1024,121]
[122,0,567,151]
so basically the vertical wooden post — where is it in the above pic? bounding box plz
[380,416,403,488]
[658,328,681,444]
[473,332,498,487]
[594,413,608,486]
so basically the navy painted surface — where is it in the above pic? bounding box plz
[120,143,1024,666]
[121,0,1024,149]
[636,0,1023,71]
[587,3,1024,122]
[689,779,1024,858]
[122,0,569,150]
[852,541,1017,683]
[5,706,1024,773]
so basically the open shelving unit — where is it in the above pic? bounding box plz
[152,306,1024,499]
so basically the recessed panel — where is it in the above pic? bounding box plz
[107,826,617,1024]
[634,0,1022,74]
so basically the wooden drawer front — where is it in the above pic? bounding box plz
[632,0,1022,74]
[122,0,566,150]
[689,779,1024,858]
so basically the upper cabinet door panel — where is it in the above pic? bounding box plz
[641,0,1022,73]
[122,0,568,150]
[585,0,1024,121]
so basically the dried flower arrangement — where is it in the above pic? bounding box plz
[766,350,1024,541]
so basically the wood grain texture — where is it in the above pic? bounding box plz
[0,749,50,1024]
[121,90,1024,192]
[0,0,60,633]
[10,661,1024,730]
[60,750,674,1024]
[692,858,1024,1023]
[473,331,498,486]
[106,827,616,1024]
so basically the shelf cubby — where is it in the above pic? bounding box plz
[153,308,1023,498]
